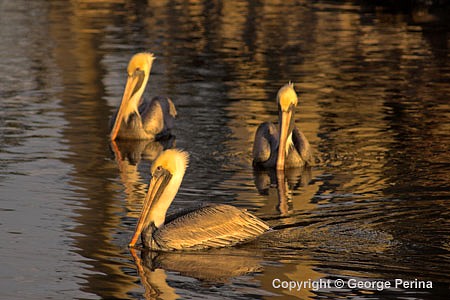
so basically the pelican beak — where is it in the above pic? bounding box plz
[110,70,145,140]
[276,106,294,170]
[129,167,172,247]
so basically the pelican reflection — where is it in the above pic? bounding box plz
[110,137,176,167]
[110,138,176,218]
[131,247,263,283]
[254,167,312,216]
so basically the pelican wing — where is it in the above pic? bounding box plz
[292,127,313,166]
[140,97,177,138]
[154,204,269,250]
[252,122,278,167]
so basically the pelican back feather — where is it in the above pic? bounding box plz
[140,97,177,139]
[153,204,269,251]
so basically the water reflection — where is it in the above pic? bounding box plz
[131,247,265,299]
[128,221,395,299]
[111,138,176,167]
[254,168,313,216]
[260,257,325,299]
[1,0,449,299]
[46,1,144,299]
[110,138,176,219]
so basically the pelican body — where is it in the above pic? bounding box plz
[253,83,312,170]
[129,149,269,251]
[110,53,177,141]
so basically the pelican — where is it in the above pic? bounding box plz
[109,52,177,140]
[252,83,312,170]
[129,149,269,251]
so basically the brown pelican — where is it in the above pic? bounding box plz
[129,149,269,250]
[252,83,312,170]
[110,52,177,140]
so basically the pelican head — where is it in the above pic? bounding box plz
[129,149,189,247]
[276,83,298,170]
[110,52,156,140]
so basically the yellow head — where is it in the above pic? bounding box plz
[150,149,190,177]
[127,52,155,77]
[277,82,298,112]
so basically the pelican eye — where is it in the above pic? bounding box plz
[153,165,164,177]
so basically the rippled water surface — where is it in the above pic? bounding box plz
[1,0,449,299]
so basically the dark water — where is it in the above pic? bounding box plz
[1,0,449,299]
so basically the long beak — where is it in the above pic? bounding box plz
[276,110,293,170]
[129,169,171,247]
[110,70,145,140]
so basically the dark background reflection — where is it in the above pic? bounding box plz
[0,0,449,299]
